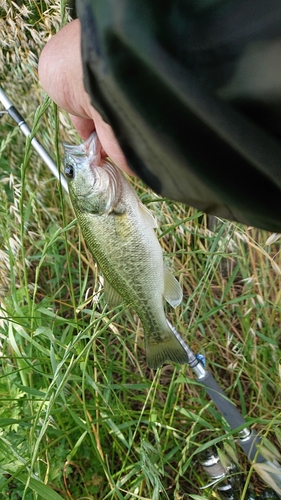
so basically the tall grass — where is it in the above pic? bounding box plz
[1,2,281,499]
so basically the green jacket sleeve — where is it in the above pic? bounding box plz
[77,0,281,231]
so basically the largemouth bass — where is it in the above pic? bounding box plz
[63,132,188,369]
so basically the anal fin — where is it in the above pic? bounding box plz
[163,267,183,308]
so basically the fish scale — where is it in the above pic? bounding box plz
[64,132,189,369]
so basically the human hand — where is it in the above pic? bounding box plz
[38,19,132,174]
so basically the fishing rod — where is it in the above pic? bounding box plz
[171,324,281,496]
[1,87,281,496]
[0,87,69,194]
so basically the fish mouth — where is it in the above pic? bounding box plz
[63,142,85,155]
[83,132,102,159]
[63,132,101,159]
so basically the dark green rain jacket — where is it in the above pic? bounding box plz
[76,0,281,232]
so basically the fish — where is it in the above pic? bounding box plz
[63,132,189,369]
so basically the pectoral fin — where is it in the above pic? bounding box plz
[104,279,124,308]
[163,267,183,308]
[138,202,157,228]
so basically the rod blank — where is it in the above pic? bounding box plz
[0,88,69,194]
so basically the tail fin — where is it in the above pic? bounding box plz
[146,322,189,369]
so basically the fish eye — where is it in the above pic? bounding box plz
[64,164,74,179]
